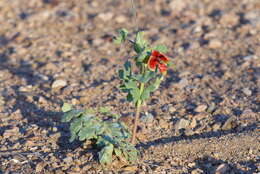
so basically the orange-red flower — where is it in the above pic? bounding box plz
[147,50,170,74]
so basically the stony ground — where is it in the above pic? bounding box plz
[0,0,259,173]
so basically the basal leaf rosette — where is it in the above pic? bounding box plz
[61,103,138,166]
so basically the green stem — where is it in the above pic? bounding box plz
[131,65,145,144]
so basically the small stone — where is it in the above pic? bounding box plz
[19,85,33,92]
[35,162,45,173]
[175,118,190,130]
[212,122,222,131]
[123,165,138,172]
[159,119,169,129]
[49,132,61,140]
[194,113,208,120]
[51,79,67,89]
[38,96,47,104]
[115,15,127,23]
[98,12,113,21]
[169,106,176,113]
[188,162,196,168]
[222,116,237,130]
[195,104,208,113]
[215,163,229,174]
[140,113,154,124]
[63,156,73,164]
[242,87,252,96]
[208,39,222,49]
[176,78,189,89]
[169,0,187,13]
[191,168,204,174]
[190,118,197,129]
[220,13,239,27]
[3,127,20,138]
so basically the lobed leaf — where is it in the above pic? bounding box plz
[62,103,72,112]
[99,107,110,113]
[134,31,148,53]
[153,44,168,53]
[114,28,128,44]
[61,109,83,122]
[99,144,114,166]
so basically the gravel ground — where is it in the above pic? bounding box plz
[0,0,259,173]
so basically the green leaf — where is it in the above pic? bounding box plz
[134,31,148,53]
[126,92,133,102]
[114,28,128,44]
[153,44,168,53]
[141,88,151,101]
[69,133,77,142]
[78,126,96,141]
[62,103,72,112]
[124,61,131,74]
[99,144,114,166]
[118,69,125,79]
[114,148,123,159]
[130,88,140,104]
[70,119,82,135]
[136,71,155,83]
[125,80,137,89]
[84,108,95,115]
[99,107,110,113]
[61,110,83,122]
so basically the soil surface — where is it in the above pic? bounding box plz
[0,0,259,173]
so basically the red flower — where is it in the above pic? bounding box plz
[147,50,170,74]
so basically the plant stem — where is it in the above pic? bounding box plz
[131,82,144,144]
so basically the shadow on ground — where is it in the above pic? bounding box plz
[137,123,258,149]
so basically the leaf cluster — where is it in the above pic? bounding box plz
[61,103,138,166]
[115,29,168,105]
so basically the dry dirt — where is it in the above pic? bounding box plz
[0,0,259,173]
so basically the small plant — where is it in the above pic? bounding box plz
[61,103,138,166]
[114,29,171,144]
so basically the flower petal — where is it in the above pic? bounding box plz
[148,54,159,71]
[158,63,167,73]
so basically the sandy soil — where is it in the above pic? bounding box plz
[0,0,259,173]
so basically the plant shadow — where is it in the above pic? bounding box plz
[137,123,257,149]
[0,56,82,152]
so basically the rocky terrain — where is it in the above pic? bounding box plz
[0,0,259,173]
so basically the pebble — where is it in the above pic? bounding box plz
[140,113,154,124]
[38,96,48,104]
[190,118,197,129]
[220,13,239,27]
[3,127,20,138]
[51,79,67,89]
[191,168,204,174]
[35,162,45,173]
[98,12,113,21]
[169,106,176,113]
[115,15,127,23]
[215,163,229,174]
[159,119,169,129]
[208,39,222,49]
[195,104,208,113]
[176,78,189,89]
[169,0,187,13]
[212,122,222,131]
[242,87,252,96]
[63,156,73,164]
[19,85,33,92]
[175,118,190,130]
[222,116,237,130]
